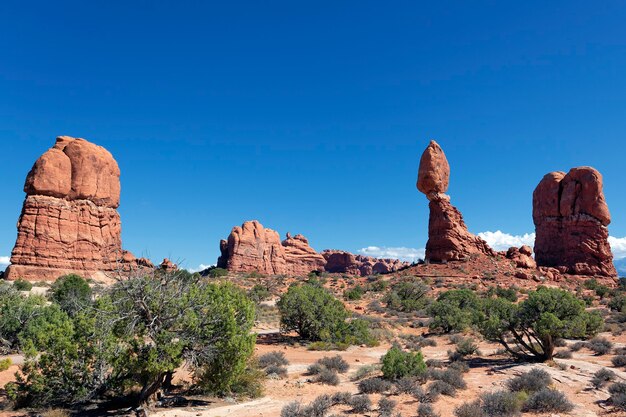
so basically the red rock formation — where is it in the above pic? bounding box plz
[282,233,327,275]
[533,167,616,277]
[159,258,178,272]
[217,220,287,275]
[417,140,495,262]
[506,245,536,269]
[217,221,406,276]
[5,136,147,281]
[322,250,409,275]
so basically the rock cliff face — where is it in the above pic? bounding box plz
[417,140,495,262]
[5,136,150,281]
[217,221,408,276]
[533,167,616,277]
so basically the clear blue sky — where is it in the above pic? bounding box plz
[1,1,626,271]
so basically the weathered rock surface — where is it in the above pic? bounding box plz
[506,245,537,269]
[217,220,408,276]
[417,141,495,262]
[5,136,146,281]
[282,233,327,275]
[322,250,409,275]
[217,220,288,275]
[533,167,616,277]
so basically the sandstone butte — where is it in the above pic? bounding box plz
[4,136,152,282]
[533,167,616,277]
[417,140,495,262]
[217,220,409,276]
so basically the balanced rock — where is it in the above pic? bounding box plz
[506,245,536,269]
[5,136,147,281]
[417,141,495,262]
[533,167,616,277]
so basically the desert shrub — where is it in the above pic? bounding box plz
[278,283,375,347]
[479,287,603,361]
[307,362,324,375]
[344,285,365,301]
[487,286,518,302]
[506,368,551,393]
[13,279,32,291]
[0,358,11,371]
[381,346,427,380]
[248,284,271,303]
[383,281,431,312]
[591,368,616,389]
[265,365,288,377]
[48,274,92,317]
[438,368,466,389]
[411,385,431,402]
[316,368,340,385]
[0,284,49,351]
[588,336,613,355]
[480,390,524,417]
[417,403,440,417]
[394,376,418,394]
[569,341,586,352]
[428,380,457,398]
[369,279,389,292]
[450,338,480,361]
[612,355,626,367]
[304,394,333,417]
[349,394,372,413]
[317,355,349,373]
[554,338,567,347]
[449,361,470,373]
[353,364,378,381]
[454,400,485,417]
[554,350,573,359]
[358,377,392,394]
[428,289,482,333]
[378,397,397,416]
[258,351,289,368]
[425,359,444,368]
[206,267,228,278]
[331,391,352,405]
[281,401,302,417]
[609,382,626,410]
[523,388,574,412]
[10,275,257,408]
[609,294,626,313]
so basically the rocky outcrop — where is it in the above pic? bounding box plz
[282,233,327,275]
[417,140,495,262]
[322,250,409,275]
[533,167,616,277]
[506,245,536,269]
[217,221,288,275]
[159,258,178,272]
[5,136,148,281]
[217,220,408,276]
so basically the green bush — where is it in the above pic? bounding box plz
[383,280,431,312]
[479,287,603,361]
[248,284,271,303]
[0,358,11,371]
[48,274,92,317]
[207,267,229,278]
[523,388,574,413]
[10,273,257,408]
[428,289,482,333]
[13,279,32,291]
[506,368,551,393]
[0,283,48,351]
[278,283,375,347]
[381,345,427,380]
[344,285,364,301]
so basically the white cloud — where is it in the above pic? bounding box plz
[608,236,626,260]
[477,231,536,252]
[0,256,9,266]
[358,246,425,262]
[188,263,213,273]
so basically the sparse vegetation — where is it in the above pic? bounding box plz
[13,279,32,291]
[523,388,573,412]
[358,377,392,394]
[383,280,431,312]
[591,368,616,389]
[381,345,427,380]
[428,289,481,333]
[506,368,551,393]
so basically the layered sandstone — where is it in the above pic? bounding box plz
[5,136,148,281]
[533,167,616,277]
[417,140,495,262]
[322,250,409,275]
[217,220,407,276]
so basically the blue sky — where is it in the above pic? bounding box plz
[1,1,626,272]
